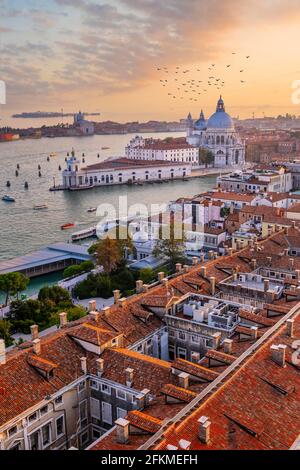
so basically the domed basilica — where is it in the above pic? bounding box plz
[186,96,245,168]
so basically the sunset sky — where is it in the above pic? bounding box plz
[1,0,300,123]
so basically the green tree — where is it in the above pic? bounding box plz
[139,268,155,284]
[38,285,70,304]
[153,221,186,271]
[63,260,94,279]
[0,272,29,306]
[0,318,13,346]
[199,148,214,168]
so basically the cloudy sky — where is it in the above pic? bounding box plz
[1,0,300,122]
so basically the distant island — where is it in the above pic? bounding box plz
[12,111,101,119]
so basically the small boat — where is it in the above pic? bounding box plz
[33,204,48,210]
[87,207,97,213]
[2,195,15,202]
[49,152,56,158]
[61,223,75,230]
[101,146,110,150]
[71,226,96,242]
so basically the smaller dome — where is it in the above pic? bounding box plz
[194,110,206,130]
[132,230,148,242]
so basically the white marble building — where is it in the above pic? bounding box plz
[186,96,245,168]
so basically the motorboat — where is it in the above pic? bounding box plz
[2,195,15,202]
[61,223,75,230]
[87,207,97,213]
[33,204,48,210]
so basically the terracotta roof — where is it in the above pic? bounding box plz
[68,323,117,346]
[172,358,219,382]
[27,354,58,373]
[161,384,197,403]
[205,349,236,365]
[127,410,162,434]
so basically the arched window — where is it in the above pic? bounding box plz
[221,136,224,144]
[216,136,220,145]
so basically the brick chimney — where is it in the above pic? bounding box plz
[115,418,130,444]
[210,276,216,295]
[270,344,286,367]
[223,338,233,355]
[178,372,189,389]
[59,312,67,328]
[136,280,144,293]
[96,358,104,376]
[198,416,211,444]
[0,339,6,365]
[32,338,41,355]
[80,357,87,374]
[125,368,134,387]
[113,289,120,304]
[286,319,294,338]
[88,300,96,312]
[30,324,39,341]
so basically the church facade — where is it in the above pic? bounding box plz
[186,96,245,168]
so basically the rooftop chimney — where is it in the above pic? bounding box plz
[208,250,214,260]
[115,418,130,444]
[88,300,96,312]
[210,276,216,296]
[223,338,233,355]
[200,266,207,278]
[198,416,211,444]
[183,265,190,273]
[30,324,39,341]
[136,280,144,293]
[212,332,221,350]
[118,298,127,308]
[90,311,100,322]
[292,220,296,228]
[284,248,289,256]
[264,279,270,293]
[289,258,295,270]
[125,368,134,387]
[158,272,165,282]
[200,253,205,263]
[192,257,198,266]
[167,444,178,450]
[179,439,191,450]
[32,338,41,355]
[102,305,110,316]
[178,372,189,389]
[80,357,87,374]
[266,256,272,266]
[96,358,104,376]
[228,248,233,256]
[251,326,258,340]
[251,258,257,270]
[286,319,294,338]
[0,339,6,365]
[113,289,120,304]
[59,312,67,328]
[271,344,286,367]
[175,263,182,272]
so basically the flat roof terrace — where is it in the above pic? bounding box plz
[0,243,91,278]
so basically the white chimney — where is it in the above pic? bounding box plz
[183,265,190,273]
[115,418,130,444]
[88,300,97,312]
[212,332,221,349]
[96,358,104,376]
[136,280,144,293]
[80,357,87,374]
[286,319,294,338]
[0,339,6,365]
[198,416,211,444]
[158,272,165,282]
[59,312,67,328]
[32,338,41,355]
[125,368,134,387]
[178,372,189,389]
[210,276,216,296]
[30,324,39,341]
[200,266,207,278]
[270,344,286,367]
[102,305,110,315]
[167,444,178,450]
[223,338,233,355]
[113,290,120,304]
[90,311,100,322]
[118,298,127,308]
[175,263,182,272]
[179,439,191,450]
[264,279,270,292]
[251,326,258,340]
[192,256,198,265]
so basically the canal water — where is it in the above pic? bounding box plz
[0,132,216,262]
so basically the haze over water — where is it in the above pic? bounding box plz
[0,132,215,261]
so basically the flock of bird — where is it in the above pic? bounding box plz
[156,53,251,103]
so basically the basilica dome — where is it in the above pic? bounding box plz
[206,96,234,130]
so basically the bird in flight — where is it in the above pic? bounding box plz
[240,70,244,72]
[226,65,231,67]
[246,56,250,59]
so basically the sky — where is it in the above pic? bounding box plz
[1,0,300,123]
